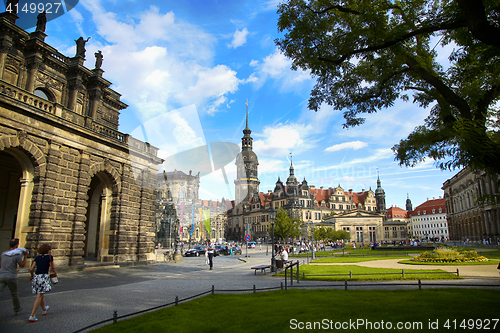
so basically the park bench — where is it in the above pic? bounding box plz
[251,264,272,275]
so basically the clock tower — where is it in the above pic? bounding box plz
[234,102,260,205]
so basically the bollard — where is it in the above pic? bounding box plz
[113,310,117,324]
[344,280,348,291]
[212,285,215,295]
[253,285,256,293]
[349,271,352,279]
[296,261,300,284]
[175,296,179,306]
[303,272,305,279]
[418,279,422,290]
[402,269,405,278]
[456,268,460,277]
[281,281,283,290]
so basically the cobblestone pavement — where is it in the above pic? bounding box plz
[1,249,498,333]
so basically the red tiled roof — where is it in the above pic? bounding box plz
[386,206,409,218]
[410,198,446,216]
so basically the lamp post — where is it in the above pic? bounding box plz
[174,219,183,261]
[266,231,269,256]
[269,207,276,272]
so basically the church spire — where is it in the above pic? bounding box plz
[242,100,253,150]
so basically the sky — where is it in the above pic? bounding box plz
[19,0,459,210]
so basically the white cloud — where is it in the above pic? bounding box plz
[228,27,249,48]
[249,49,312,90]
[77,0,239,120]
[325,141,368,152]
[253,123,317,157]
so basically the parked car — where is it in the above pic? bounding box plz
[215,245,228,256]
[231,246,242,255]
[184,246,206,257]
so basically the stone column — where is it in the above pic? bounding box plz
[25,56,43,93]
[67,78,83,112]
[0,37,13,80]
[88,88,102,120]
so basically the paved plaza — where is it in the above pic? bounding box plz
[1,249,499,333]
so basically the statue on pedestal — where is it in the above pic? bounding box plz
[94,50,103,69]
[75,36,90,58]
[36,11,47,32]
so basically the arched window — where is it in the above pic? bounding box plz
[34,88,54,101]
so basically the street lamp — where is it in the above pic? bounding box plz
[174,219,183,261]
[269,206,276,272]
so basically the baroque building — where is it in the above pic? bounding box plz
[442,167,499,242]
[409,197,448,241]
[0,12,161,266]
[227,108,387,242]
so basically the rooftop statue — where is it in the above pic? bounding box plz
[75,36,90,58]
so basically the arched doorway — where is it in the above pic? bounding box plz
[84,172,113,261]
[0,149,34,252]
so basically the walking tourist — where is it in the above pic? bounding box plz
[0,239,27,315]
[28,244,57,322]
[206,240,215,270]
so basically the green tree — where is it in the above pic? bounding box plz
[269,207,303,241]
[276,0,500,175]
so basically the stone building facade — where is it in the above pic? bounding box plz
[0,13,161,266]
[442,167,499,242]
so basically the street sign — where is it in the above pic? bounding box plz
[244,234,251,242]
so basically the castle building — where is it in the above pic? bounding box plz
[227,107,387,242]
[0,12,161,266]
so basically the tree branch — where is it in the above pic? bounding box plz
[455,0,500,48]
[318,19,467,65]
[305,4,361,15]
[404,55,472,120]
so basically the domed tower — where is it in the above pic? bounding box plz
[405,193,413,212]
[375,172,386,215]
[234,102,260,204]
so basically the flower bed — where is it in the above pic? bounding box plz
[412,247,488,263]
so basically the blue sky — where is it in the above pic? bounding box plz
[28,0,457,209]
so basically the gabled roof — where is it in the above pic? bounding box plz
[411,198,446,216]
[386,206,409,219]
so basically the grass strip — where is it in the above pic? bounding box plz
[276,264,459,281]
[92,289,500,333]
[313,256,411,263]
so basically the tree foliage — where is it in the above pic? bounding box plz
[269,207,303,241]
[276,0,500,175]
[313,226,350,242]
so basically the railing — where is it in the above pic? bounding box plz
[0,82,55,114]
[294,268,461,280]
[0,80,129,144]
[284,260,300,290]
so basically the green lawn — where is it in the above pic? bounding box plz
[92,289,500,333]
[291,248,421,258]
[276,264,459,281]
[313,256,411,263]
